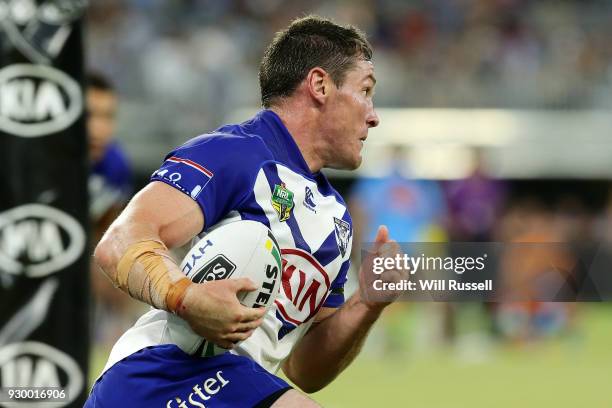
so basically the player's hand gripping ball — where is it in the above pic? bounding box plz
[167,220,282,356]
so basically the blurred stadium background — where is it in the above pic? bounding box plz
[83,1,612,407]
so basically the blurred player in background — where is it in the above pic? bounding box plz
[86,72,142,351]
[444,148,506,243]
[495,199,579,342]
[442,148,507,342]
[350,145,447,244]
[87,71,132,235]
[349,145,447,352]
[86,16,406,407]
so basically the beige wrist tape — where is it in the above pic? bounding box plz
[116,240,192,313]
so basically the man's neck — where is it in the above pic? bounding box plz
[270,105,325,173]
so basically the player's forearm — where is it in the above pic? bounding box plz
[94,215,188,312]
[95,182,205,312]
[284,293,383,393]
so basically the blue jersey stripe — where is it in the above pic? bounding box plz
[332,258,351,289]
[264,165,312,254]
[323,259,350,307]
[312,230,340,267]
[239,191,271,229]
[314,171,346,204]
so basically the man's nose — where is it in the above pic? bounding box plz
[367,109,380,128]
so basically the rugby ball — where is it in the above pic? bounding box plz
[165,220,283,356]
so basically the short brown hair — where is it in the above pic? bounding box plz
[259,15,372,108]
[87,71,114,92]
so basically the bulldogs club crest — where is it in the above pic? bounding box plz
[333,217,351,257]
[271,183,294,222]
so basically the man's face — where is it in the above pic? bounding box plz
[87,88,117,162]
[321,59,379,170]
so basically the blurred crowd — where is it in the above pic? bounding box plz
[87,0,612,144]
[348,150,612,350]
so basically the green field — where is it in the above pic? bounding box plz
[91,305,612,407]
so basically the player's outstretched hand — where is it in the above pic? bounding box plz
[177,278,266,349]
[358,225,407,310]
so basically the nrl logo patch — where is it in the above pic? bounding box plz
[333,217,352,257]
[271,183,294,222]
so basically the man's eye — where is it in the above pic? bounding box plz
[363,88,371,96]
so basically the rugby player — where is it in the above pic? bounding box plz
[87,15,405,407]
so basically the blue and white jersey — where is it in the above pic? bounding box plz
[89,141,132,221]
[103,110,352,374]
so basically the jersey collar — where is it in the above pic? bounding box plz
[258,109,313,176]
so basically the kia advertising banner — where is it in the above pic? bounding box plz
[0,1,89,407]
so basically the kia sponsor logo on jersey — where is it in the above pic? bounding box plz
[274,248,331,338]
[0,341,84,407]
[0,64,83,137]
[0,204,86,278]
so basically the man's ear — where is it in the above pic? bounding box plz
[306,67,332,104]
